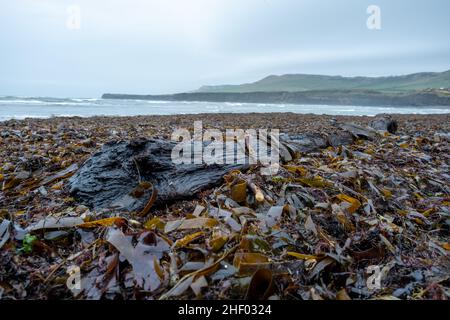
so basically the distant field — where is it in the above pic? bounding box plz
[197,70,450,93]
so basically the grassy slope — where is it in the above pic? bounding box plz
[197,70,450,93]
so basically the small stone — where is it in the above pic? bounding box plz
[75,205,89,214]
[81,138,95,148]
[369,116,398,134]
[38,186,48,196]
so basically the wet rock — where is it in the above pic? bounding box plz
[69,138,246,211]
[339,123,378,140]
[327,131,355,147]
[369,116,398,134]
[280,133,328,153]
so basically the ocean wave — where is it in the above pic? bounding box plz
[0,99,45,104]
[71,98,100,102]
[0,96,449,120]
[0,115,52,121]
[0,96,101,104]
[224,102,244,106]
[144,100,173,104]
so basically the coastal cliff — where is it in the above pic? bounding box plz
[102,89,450,107]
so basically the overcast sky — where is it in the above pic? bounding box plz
[1,0,449,97]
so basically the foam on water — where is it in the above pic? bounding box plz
[0,96,449,122]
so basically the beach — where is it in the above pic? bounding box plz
[0,113,449,300]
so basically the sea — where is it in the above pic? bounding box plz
[1,96,449,121]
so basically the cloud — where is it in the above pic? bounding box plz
[0,0,449,96]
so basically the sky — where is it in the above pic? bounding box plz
[1,0,449,97]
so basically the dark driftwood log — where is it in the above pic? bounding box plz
[69,138,246,212]
[69,118,396,211]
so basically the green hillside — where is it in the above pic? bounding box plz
[197,70,450,93]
